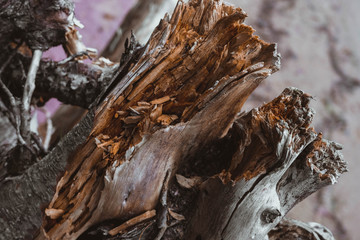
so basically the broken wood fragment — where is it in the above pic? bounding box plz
[45,208,65,220]
[0,0,347,239]
[185,88,347,240]
[168,209,186,221]
[33,1,281,238]
[108,210,156,236]
[176,174,203,189]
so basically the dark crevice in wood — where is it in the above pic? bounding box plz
[181,128,241,178]
[220,171,267,238]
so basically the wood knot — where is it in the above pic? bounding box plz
[260,208,281,224]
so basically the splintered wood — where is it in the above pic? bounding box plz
[108,210,156,236]
[185,88,347,240]
[37,0,280,238]
[35,0,344,239]
[37,1,280,238]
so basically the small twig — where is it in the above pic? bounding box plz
[154,227,167,240]
[31,133,46,155]
[57,51,91,65]
[40,108,55,152]
[138,221,154,240]
[22,49,42,113]
[0,75,33,151]
[108,210,156,236]
[0,76,18,122]
[0,45,21,112]
[21,49,42,140]
[0,43,29,147]
[18,58,27,79]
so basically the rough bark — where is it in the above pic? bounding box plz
[0,111,94,239]
[1,47,118,109]
[0,0,347,240]
[0,0,74,50]
[0,0,92,177]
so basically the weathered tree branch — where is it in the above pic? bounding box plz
[0,33,144,239]
[1,49,117,108]
[0,110,94,239]
[0,0,74,50]
[21,49,43,141]
[0,0,347,239]
[35,0,170,151]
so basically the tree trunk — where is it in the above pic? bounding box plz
[0,0,347,239]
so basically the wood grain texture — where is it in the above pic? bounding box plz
[36,0,280,238]
[185,88,346,240]
[0,0,348,239]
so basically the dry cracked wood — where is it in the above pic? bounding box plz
[36,0,280,239]
[185,87,347,240]
[0,0,347,239]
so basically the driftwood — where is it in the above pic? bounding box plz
[0,0,347,239]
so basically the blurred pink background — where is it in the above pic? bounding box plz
[38,0,137,123]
